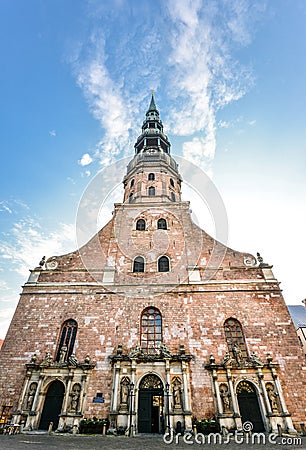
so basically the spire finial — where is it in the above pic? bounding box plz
[147,90,157,113]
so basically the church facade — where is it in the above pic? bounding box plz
[0,95,305,435]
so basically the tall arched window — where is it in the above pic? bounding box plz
[133,256,145,272]
[171,192,176,202]
[56,319,77,362]
[224,318,248,362]
[158,256,170,272]
[136,219,146,230]
[148,186,155,196]
[129,192,134,203]
[141,307,162,353]
[130,179,135,187]
[157,218,167,230]
[170,178,174,187]
[148,173,155,181]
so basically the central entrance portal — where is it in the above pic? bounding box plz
[39,380,65,430]
[138,374,164,433]
[237,380,265,432]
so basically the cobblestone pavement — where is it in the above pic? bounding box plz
[0,433,305,450]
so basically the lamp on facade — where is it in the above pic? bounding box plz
[128,382,135,437]
[165,382,170,433]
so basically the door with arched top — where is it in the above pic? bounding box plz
[237,380,265,432]
[39,380,65,430]
[138,374,164,433]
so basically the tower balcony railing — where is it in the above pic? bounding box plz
[126,150,178,173]
[135,129,168,142]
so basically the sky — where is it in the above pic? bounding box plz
[0,0,306,339]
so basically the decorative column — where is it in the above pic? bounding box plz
[28,374,44,429]
[226,368,242,430]
[79,374,87,414]
[130,360,136,433]
[62,374,73,413]
[165,359,171,430]
[181,361,190,412]
[271,368,287,415]
[128,381,135,436]
[257,369,272,415]
[111,362,121,412]
[181,360,192,431]
[17,372,31,411]
[212,369,223,415]
[31,375,44,412]
[271,367,296,435]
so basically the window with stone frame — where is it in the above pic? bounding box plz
[148,186,155,196]
[148,173,155,181]
[136,219,146,231]
[158,255,170,272]
[224,318,248,362]
[133,256,145,272]
[55,319,78,362]
[157,218,167,230]
[141,307,162,353]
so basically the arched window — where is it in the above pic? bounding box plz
[136,219,146,230]
[158,256,170,272]
[171,192,176,202]
[157,218,167,230]
[148,173,155,181]
[130,179,135,188]
[56,319,77,362]
[170,178,174,187]
[129,192,134,203]
[148,186,155,196]
[133,256,145,273]
[224,318,248,362]
[141,307,162,353]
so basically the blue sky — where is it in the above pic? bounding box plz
[1,0,306,339]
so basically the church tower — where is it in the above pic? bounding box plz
[123,92,181,205]
[0,94,305,436]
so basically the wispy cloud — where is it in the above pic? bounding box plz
[165,0,259,169]
[69,0,263,172]
[0,201,12,214]
[49,130,56,137]
[73,35,134,166]
[0,218,76,277]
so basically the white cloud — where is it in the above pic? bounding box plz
[0,218,76,277]
[0,280,9,291]
[165,0,256,168]
[78,153,93,166]
[0,201,12,214]
[49,130,56,137]
[68,0,261,173]
[74,37,133,165]
[218,120,231,128]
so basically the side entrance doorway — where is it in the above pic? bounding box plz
[39,380,65,430]
[138,374,164,433]
[237,380,265,432]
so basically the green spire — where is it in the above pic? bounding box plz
[147,90,158,113]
